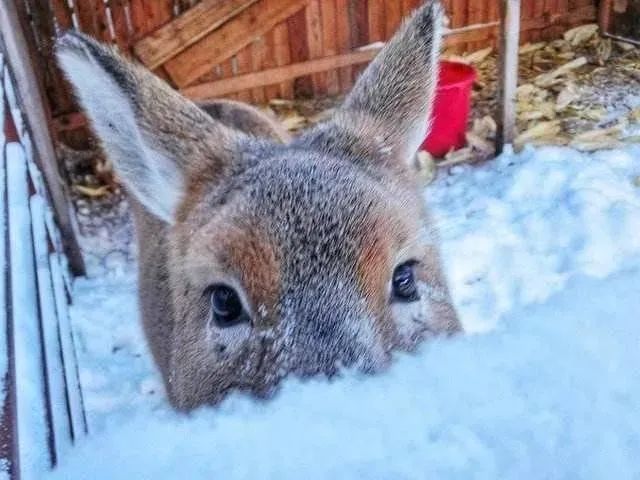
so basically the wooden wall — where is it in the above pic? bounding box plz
[23,0,597,145]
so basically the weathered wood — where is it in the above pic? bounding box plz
[306,0,325,94]
[50,251,87,439]
[321,0,340,95]
[30,195,73,461]
[0,0,85,276]
[164,0,310,87]
[496,0,521,152]
[349,0,369,81]
[335,0,354,91]
[287,8,313,97]
[108,0,135,52]
[250,37,267,103]
[129,0,174,40]
[273,22,294,98]
[7,141,53,477]
[233,47,252,102]
[384,0,403,38]
[0,80,19,480]
[263,32,281,100]
[182,48,379,99]
[133,0,259,69]
[50,0,74,30]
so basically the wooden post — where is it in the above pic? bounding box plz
[496,0,521,153]
[0,0,85,275]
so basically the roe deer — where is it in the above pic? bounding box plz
[57,0,460,411]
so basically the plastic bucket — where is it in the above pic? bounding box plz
[420,61,477,157]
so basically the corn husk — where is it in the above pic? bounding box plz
[414,150,437,184]
[629,107,640,123]
[466,132,495,156]
[556,82,580,111]
[519,42,546,55]
[615,41,636,52]
[514,121,562,149]
[534,57,588,87]
[281,113,307,131]
[439,147,475,167]
[563,24,598,46]
[464,47,493,64]
[73,185,110,198]
[472,115,497,139]
[595,38,613,65]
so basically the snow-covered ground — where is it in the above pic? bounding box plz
[48,145,640,479]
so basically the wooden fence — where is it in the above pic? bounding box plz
[1,47,87,480]
[17,0,597,149]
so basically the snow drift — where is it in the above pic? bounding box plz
[47,145,640,479]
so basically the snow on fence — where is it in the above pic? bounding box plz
[1,53,86,480]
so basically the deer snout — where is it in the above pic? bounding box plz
[284,297,390,377]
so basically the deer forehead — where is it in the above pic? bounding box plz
[175,158,425,310]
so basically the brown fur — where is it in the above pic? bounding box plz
[57,1,461,411]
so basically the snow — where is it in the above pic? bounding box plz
[7,143,52,478]
[48,145,640,479]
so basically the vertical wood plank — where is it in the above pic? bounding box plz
[129,0,173,39]
[368,0,385,42]
[235,47,254,103]
[51,252,87,439]
[321,0,340,95]
[50,0,74,30]
[287,9,313,97]
[306,0,325,96]
[450,0,468,51]
[7,141,52,477]
[496,0,521,152]
[273,22,294,99]
[349,0,368,82]
[385,0,403,38]
[250,37,267,104]
[263,31,281,101]
[108,0,134,52]
[335,0,353,92]
[467,0,486,51]
[30,195,73,460]
[0,0,85,275]
[0,78,19,480]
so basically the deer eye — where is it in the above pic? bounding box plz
[209,285,246,328]
[392,262,419,302]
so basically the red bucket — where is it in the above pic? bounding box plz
[420,61,477,158]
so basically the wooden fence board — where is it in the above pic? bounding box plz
[7,141,52,478]
[182,48,379,99]
[0,72,18,480]
[30,195,73,461]
[321,0,340,95]
[51,252,87,439]
[250,37,267,103]
[133,0,259,69]
[164,0,310,87]
[335,0,353,91]
[287,8,313,96]
[273,22,294,98]
[0,0,85,275]
[129,0,174,39]
[306,0,325,94]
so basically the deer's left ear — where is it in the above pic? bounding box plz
[57,31,245,223]
[296,1,443,171]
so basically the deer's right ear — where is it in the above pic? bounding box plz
[57,32,243,223]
